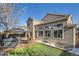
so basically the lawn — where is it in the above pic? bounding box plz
[8,43,74,56]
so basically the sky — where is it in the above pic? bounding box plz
[15,3,79,26]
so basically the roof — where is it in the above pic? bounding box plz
[27,17,41,22]
[76,24,79,28]
[5,28,27,33]
[27,13,72,27]
[42,13,70,21]
[35,19,66,26]
[35,13,71,26]
[19,25,27,30]
[65,24,77,28]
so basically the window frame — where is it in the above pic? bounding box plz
[39,26,43,29]
[44,29,52,38]
[45,25,52,29]
[38,30,43,37]
[53,28,64,39]
[53,23,64,28]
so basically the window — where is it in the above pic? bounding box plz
[58,30,63,38]
[77,28,79,31]
[27,34,29,38]
[54,24,63,28]
[39,31,43,36]
[39,27,43,29]
[54,30,57,38]
[45,26,49,28]
[45,30,51,37]
[45,26,51,29]
[54,29,63,39]
[35,31,37,38]
[30,32,32,37]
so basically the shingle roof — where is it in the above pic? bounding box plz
[35,13,70,26]
[42,13,70,21]
[5,28,27,33]
[65,24,77,28]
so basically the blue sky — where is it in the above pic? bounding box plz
[15,3,79,26]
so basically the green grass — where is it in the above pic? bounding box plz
[8,43,74,56]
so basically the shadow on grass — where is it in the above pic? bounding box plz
[59,50,76,56]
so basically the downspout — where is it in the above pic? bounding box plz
[73,27,76,49]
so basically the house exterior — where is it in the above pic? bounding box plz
[27,13,77,49]
[3,28,28,42]
[4,28,27,37]
[75,25,79,47]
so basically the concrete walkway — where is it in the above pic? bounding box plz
[36,40,79,55]
[68,48,79,55]
[36,40,66,50]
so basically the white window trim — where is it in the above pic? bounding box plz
[44,29,52,38]
[38,30,44,37]
[45,25,52,29]
[53,23,64,28]
[39,26,43,29]
[53,29,64,39]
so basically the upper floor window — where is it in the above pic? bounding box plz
[45,26,51,29]
[39,27,43,29]
[54,23,63,28]
[45,26,49,28]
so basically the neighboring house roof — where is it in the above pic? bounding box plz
[9,28,27,32]
[19,25,27,31]
[76,24,79,28]
[4,28,27,34]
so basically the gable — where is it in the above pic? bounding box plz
[42,14,69,22]
[66,15,72,25]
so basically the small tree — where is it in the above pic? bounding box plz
[0,3,26,31]
[0,3,26,49]
[0,4,18,31]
